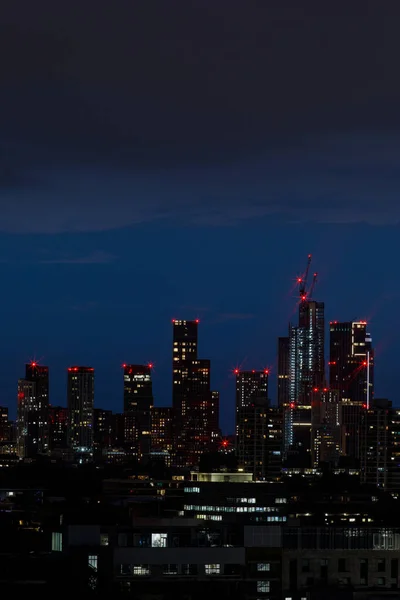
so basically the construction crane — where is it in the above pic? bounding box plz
[308,272,318,300]
[298,254,312,301]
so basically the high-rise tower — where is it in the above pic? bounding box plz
[0,406,9,442]
[284,257,324,458]
[311,388,343,467]
[329,320,374,459]
[329,320,374,404]
[151,406,173,459]
[172,319,199,416]
[67,366,94,454]
[277,336,290,406]
[123,364,153,461]
[48,405,68,451]
[360,398,390,489]
[172,319,218,466]
[17,362,49,458]
[289,300,325,405]
[235,369,269,480]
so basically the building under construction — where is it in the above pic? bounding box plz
[283,255,325,461]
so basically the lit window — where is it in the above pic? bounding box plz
[88,555,98,571]
[133,565,150,576]
[100,533,109,546]
[151,533,167,547]
[257,563,270,571]
[257,581,270,593]
[205,564,220,574]
[51,532,62,552]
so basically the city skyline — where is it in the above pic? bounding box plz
[2,3,400,434]
[4,261,389,435]
[3,3,400,597]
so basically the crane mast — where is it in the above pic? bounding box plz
[298,254,312,301]
[308,272,318,300]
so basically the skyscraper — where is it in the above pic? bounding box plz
[360,398,390,489]
[48,405,68,451]
[175,358,214,464]
[151,406,173,453]
[93,408,113,454]
[311,388,343,467]
[235,369,269,480]
[123,364,153,461]
[151,406,173,465]
[329,320,374,459]
[388,407,400,492]
[67,366,94,454]
[285,299,325,457]
[329,321,374,404]
[17,362,49,458]
[0,406,9,442]
[277,336,290,406]
[265,405,283,480]
[171,319,218,466]
[289,300,325,404]
[172,319,199,418]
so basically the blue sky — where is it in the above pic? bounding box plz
[2,1,400,431]
[2,221,399,432]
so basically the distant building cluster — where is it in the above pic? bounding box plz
[2,257,400,598]
[0,257,394,495]
[7,319,221,467]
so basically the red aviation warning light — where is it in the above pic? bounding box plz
[299,254,312,300]
[233,368,240,375]
[148,362,154,369]
[290,402,296,409]
[264,369,269,375]
[297,256,318,303]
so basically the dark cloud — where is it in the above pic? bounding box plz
[1,1,400,231]
[3,2,400,162]
[0,133,399,233]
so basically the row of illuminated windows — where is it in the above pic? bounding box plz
[184,504,278,513]
[119,564,243,576]
[228,497,256,504]
[195,513,286,523]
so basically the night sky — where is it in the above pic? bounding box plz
[2,2,400,432]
